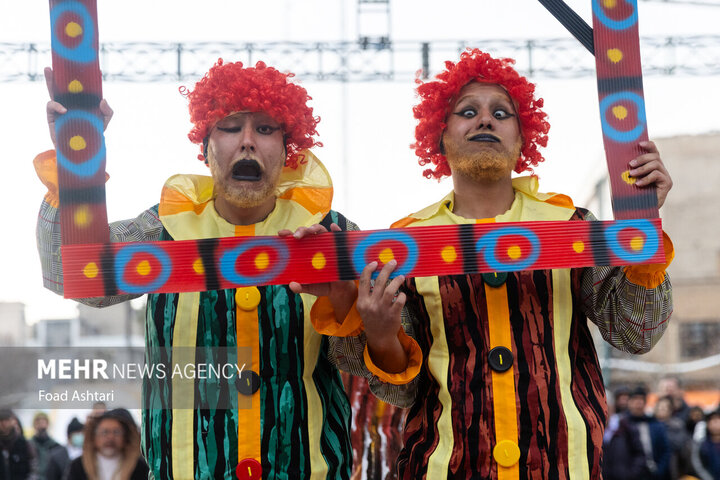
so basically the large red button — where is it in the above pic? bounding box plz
[236,458,262,480]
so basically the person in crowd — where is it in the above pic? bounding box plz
[626,386,672,480]
[28,412,62,479]
[603,411,650,480]
[65,409,148,480]
[658,376,691,421]
[0,410,34,480]
[692,409,720,480]
[605,385,633,443]
[656,395,695,478]
[45,417,84,480]
[688,406,707,439]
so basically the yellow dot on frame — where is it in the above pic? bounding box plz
[573,241,585,253]
[507,245,522,260]
[74,205,91,226]
[379,248,394,264]
[312,252,327,270]
[68,80,84,93]
[65,21,83,38]
[606,48,623,64]
[83,262,98,279]
[136,260,151,276]
[193,258,205,274]
[254,252,270,270]
[441,246,457,263]
[69,135,87,151]
[630,236,644,251]
[612,105,628,120]
[621,170,637,185]
[603,0,617,8]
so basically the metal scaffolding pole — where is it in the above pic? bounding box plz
[3,36,720,83]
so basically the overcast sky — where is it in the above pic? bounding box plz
[1,0,719,323]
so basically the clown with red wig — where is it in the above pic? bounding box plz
[35,59,359,479]
[329,49,675,479]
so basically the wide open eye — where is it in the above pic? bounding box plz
[494,109,512,119]
[455,107,476,119]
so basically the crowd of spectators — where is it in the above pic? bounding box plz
[0,403,147,480]
[604,376,720,480]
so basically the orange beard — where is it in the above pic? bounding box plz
[444,136,522,183]
[208,154,281,209]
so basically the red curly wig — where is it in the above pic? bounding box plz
[412,48,550,179]
[186,59,321,169]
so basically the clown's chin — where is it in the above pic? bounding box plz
[447,151,515,182]
[444,138,522,183]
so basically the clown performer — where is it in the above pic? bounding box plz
[35,59,361,479]
[293,49,675,479]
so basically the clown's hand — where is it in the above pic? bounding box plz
[629,140,673,209]
[44,67,113,149]
[356,260,409,374]
[280,223,357,320]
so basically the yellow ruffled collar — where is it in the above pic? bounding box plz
[402,176,575,224]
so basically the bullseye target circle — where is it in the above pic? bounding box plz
[476,227,540,272]
[599,92,646,144]
[592,0,638,31]
[55,111,106,178]
[115,244,171,294]
[352,231,418,278]
[605,219,659,263]
[50,1,96,63]
[219,238,289,286]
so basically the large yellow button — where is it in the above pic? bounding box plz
[236,287,261,311]
[493,439,521,467]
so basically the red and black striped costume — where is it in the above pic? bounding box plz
[330,177,674,480]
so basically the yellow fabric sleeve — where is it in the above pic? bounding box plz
[623,231,675,288]
[363,328,422,385]
[309,295,364,337]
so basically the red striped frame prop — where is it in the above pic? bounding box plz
[49,0,109,245]
[62,219,664,298]
[591,0,658,220]
[51,0,667,299]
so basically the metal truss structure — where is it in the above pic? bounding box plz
[2,35,720,83]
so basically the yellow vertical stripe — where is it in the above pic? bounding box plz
[232,223,262,465]
[552,270,589,480]
[300,293,328,479]
[485,284,519,480]
[236,298,261,464]
[416,277,452,480]
[171,292,200,480]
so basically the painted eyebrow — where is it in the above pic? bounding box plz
[454,95,515,110]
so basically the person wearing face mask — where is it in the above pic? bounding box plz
[45,417,84,480]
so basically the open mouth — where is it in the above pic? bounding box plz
[231,159,262,182]
[468,133,501,143]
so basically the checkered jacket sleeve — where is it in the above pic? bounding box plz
[36,199,163,307]
[580,211,673,354]
[327,220,419,408]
